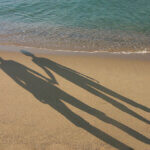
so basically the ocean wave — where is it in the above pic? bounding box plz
[0,0,150,53]
[0,44,150,55]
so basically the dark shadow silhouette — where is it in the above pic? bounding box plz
[0,57,133,149]
[21,50,150,125]
[0,57,149,148]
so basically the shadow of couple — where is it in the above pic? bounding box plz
[0,50,149,149]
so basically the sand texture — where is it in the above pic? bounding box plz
[0,49,150,150]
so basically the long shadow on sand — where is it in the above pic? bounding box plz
[21,50,150,124]
[0,57,149,149]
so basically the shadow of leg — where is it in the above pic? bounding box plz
[50,101,133,150]
[61,92,150,144]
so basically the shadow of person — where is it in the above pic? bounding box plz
[0,57,135,149]
[21,50,150,125]
[1,56,149,145]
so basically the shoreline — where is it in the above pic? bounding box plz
[0,43,150,55]
[1,44,150,64]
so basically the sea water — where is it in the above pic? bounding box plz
[0,0,150,52]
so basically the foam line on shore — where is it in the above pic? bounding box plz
[0,43,150,55]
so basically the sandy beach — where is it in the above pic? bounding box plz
[0,46,150,150]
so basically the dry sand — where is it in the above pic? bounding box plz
[0,47,150,150]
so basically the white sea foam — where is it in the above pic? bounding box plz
[0,44,150,55]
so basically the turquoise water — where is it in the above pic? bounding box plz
[0,0,150,52]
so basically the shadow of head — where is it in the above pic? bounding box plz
[0,57,4,64]
[21,50,35,58]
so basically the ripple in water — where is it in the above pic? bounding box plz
[0,0,150,52]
